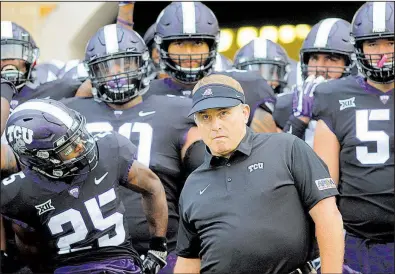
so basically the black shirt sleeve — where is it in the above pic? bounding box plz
[290,137,339,210]
[1,79,16,103]
[176,198,200,258]
[115,132,138,185]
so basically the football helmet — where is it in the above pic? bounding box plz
[1,21,39,89]
[6,99,98,179]
[155,2,220,84]
[144,23,157,53]
[234,38,290,94]
[214,53,233,72]
[84,24,150,103]
[300,18,354,80]
[350,2,394,84]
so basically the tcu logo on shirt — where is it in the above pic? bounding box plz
[248,162,264,173]
[6,125,34,144]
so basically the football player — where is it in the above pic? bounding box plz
[0,79,16,135]
[147,2,277,133]
[313,2,394,273]
[233,37,291,94]
[1,21,85,137]
[1,99,168,273]
[274,18,354,146]
[62,24,203,273]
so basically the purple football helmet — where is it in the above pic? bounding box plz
[85,24,150,103]
[350,2,394,84]
[234,38,291,94]
[300,18,354,80]
[1,21,40,89]
[154,2,220,84]
[6,99,98,179]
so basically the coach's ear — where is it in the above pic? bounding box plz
[242,104,250,124]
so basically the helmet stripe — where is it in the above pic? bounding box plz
[181,2,196,34]
[103,24,120,54]
[314,18,340,48]
[373,2,386,33]
[253,38,268,59]
[1,21,13,39]
[11,101,74,128]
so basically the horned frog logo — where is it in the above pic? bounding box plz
[13,138,27,154]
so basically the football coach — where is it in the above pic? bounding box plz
[174,74,344,274]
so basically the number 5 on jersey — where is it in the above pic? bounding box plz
[355,109,390,165]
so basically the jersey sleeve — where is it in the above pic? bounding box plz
[1,171,24,218]
[175,197,200,258]
[312,84,335,133]
[114,132,138,185]
[1,79,16,103]
[273,93,293,129]
[290,137,339,210]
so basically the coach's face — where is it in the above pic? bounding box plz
[194,104,250,158]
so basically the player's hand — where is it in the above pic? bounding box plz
[292,75,326,123]
[142,250,167,274]
[142,237,167,274]
[118,1,135,6]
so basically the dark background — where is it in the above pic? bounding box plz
[125,1,364,60]
[131,1,363,36]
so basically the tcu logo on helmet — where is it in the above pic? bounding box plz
[7,125,34,144]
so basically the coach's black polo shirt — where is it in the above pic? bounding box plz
[176,127,339,274]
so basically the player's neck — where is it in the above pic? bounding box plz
[106,95,143,110]
[172,78,195,90]
[367,79,394,93]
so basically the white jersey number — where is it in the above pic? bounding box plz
[86,122,153,167]
[355,109,390,165]
[48,188,125,254]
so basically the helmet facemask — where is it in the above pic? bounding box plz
[155,35,218,84]
[300,51,354,81]
[352,38,394,84]
[1,38,39,89]
[87,50,150,104]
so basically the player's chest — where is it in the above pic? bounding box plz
[85,112,159,167]
[334,93,393,135]
[334,94,394,165]
[34,170,122,228]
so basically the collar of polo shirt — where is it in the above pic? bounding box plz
[204,126,254,166]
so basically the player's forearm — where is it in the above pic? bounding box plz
[250,108,277,133]
[0,215,5,251]
[117,2,135,30]
[1,144,19,178]
[174,257,201,274]
[127,161,169,237]
[315,209,344,273]
[141,186,168,237]
[1,99,10,136]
